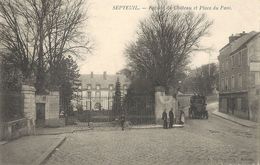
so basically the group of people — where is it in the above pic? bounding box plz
[162,108,174,129]
[162,108,185,129]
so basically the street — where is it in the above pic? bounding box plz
[44,103,259,165]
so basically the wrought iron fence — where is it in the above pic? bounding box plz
[124,95,155,125]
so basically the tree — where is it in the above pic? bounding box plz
[0,56,23,92]
[125,0,213,91]
[112,78,122,119]
[182,63,219,95]
[0,0,91,93]
[58,55,80,116]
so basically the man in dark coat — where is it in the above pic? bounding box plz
[162,109,168,129]
[86,110,91,127]
[169,108,174,128]
[120,114,126,131]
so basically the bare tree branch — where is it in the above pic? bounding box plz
[125,0,213,90]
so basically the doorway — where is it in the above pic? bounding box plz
[36,103,45,127]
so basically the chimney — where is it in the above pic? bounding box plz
[229,31,248,43]
[103,71,107,80]
[229,34,239,43]
[91,72,93,78]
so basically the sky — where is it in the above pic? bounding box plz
[78,0,260,74]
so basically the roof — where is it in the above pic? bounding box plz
[80,73,130,90]
[230,32,260,55]
[219,31,258,54]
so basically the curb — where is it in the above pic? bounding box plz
[36,131,73,136]
[0,141,8,145]
[131,124,184,130]
[131,126,162,130]
[212,110,256,128]
[35,128,93,136]
[32,135,66,165]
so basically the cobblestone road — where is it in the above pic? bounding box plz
[45,103,259,165]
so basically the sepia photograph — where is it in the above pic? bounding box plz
[0,0,259,164]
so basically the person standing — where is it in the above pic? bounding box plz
[180,110,185,125]
[169,108,174,128]
[162,109,168,129]
[120,114,126,131]
[86,110,91,127]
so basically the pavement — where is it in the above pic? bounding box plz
[0,135,66,165]
[0,102,259,165]
[212,110,258,128]
[35,124,93,135]
[0,124,92,165]
[43,102,259,165]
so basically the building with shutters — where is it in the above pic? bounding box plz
[75,72,130,111]
[218,31,260,121]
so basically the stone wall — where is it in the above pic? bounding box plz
[36,91,63,127]
[0,85,36,140]
[0,85,63,140]
[2,118,29,140]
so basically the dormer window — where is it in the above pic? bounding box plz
[96,84,101,90]
[87,84,91,90]
[109,84,113,90]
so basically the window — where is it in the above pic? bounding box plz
[221,78,225,91]
[96,84,100,90]
[123,84,127,90]
[238,52,242,66]
[231,55,235,66]
[108,91,113,98]
[238,73,242,89]
[82,91,87,97]
[237,98,242,111]
[87,84,91,90]
[122,85,127,95]
[250,72,256,86]
[225,77,228,91]
[231,75,235,89]
[95,91,101,98]
[224,60,227,71]
[241,49,247,66]
[87,91,91,99]
[109,84,113,90]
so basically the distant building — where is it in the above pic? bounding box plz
[74,72,130,111]
[218,31,260,121]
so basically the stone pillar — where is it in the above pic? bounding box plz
[155,86,165,124]
[21,85,36,134]
[155,86,178,124]
[45,91,64,127]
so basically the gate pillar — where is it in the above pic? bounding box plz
[155,86,178,124]
[21,85,36,134]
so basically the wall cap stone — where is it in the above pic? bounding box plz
[21,85,36,92]
[49,91,59,96]
[155,86,165,92]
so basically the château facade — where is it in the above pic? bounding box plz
[75,72,130,111]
